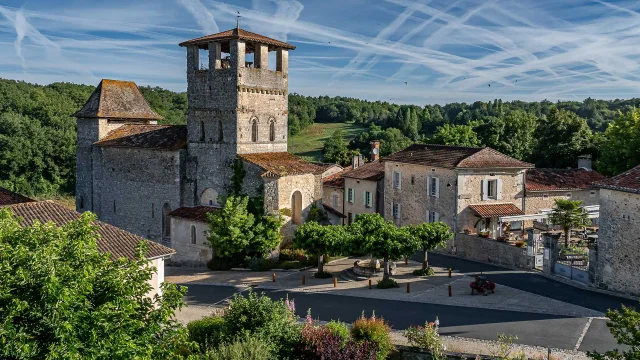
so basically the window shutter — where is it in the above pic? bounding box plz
[398,172,402,189]
[426,209,430,222]
[427,176,431,196]
[496,179,503,200]
[434,212,440,222]
[435,177,440,198]
[398,203,402,220]
[362,191,366,206]
[481,180,488,201]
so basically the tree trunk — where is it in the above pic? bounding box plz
[564,228,569,247]
[318,252,324,273]
[422,248,428,270]
[383,256,390,281]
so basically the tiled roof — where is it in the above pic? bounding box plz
[343,160,385,181]
[5,201,174,260]
[0,187,33,206]
[239,152,324,177]
[594,165,640,194]
[384,144,533,169]
[169,206,218,223]
[468,203,525,218]
[73,79,163,120]
[322,204,346,218]
[322,165,352,188]
[94,125,187,151]
[179,28,296,50]
[526,168,605,191]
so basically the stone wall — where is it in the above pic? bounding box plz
[322,186,344,214]
[169,217,211,267]
[344,177,379,218]
[444,233,533,269]
[525,189,599,214]
[592,189,640,296]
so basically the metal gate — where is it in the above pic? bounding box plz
[554,252,589,284]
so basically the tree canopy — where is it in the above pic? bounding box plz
[293,221,346,273]
[409,222,453,270]
[597,108,640,176]
[549,199,590,247]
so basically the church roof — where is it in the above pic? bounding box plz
[4,201,175,260]
[94,125,187,151]
[179,28,296,51]
[238,152,324,177]
[0,187,33,206]
[73,79,163,120]
[384,144,533,169]
[169,206,219,223]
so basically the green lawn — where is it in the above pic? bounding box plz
[288,122,365,162]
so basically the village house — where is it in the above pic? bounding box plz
[343,142,385,224]
[322,167,349,225]
[591,165,640,296]
[0,187,174,298]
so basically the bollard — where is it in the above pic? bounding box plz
[448,268,452,278]
[369,279,372,289]
[405,257,408,265]
[406,282,410,293]
[302,275,305,285]
[448,285,452,297]
[272,273,276,282]
[333,277,337,288]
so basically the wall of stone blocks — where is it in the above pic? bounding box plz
[525,189,599,214]
[592,189,640,296]
[441,233,533,269]
[169,217,211,267]
[322,186,344,214]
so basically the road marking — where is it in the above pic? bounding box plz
[213,286,251,306]
[574,317,593,350]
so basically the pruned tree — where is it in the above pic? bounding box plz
[293,221,346,274]
[549,199,590,247]
[409,222,453,270]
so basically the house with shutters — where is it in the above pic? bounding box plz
[383,144,533,238]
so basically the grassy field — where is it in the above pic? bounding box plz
[288,122,365,162]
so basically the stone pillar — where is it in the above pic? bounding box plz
[209,42,221,70]
[255,43,269,69]
[588,242,598,286]
[276,48,288,74]
[231,39,245,70]
[187,46,199,73]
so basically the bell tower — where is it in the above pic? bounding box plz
[179,28,296,205]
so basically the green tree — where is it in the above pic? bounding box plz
[598,108,640,176]
[293,221,345,274]
[350,213,417,280]
[380,128,414,155]
[409,222,453,270]
[549,199,590,247]
[0,208,191,359]
[431,124,482,147]
[588,305,640,360]
[322,129,356,166]
[534,107,593,168]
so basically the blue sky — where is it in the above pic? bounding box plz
[1,0,640,104]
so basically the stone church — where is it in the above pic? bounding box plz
[75,28,323,265]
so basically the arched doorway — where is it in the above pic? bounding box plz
[291,191,302,225]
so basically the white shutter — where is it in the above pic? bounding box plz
[435,177,440,198]
[362,191,366,206]
[496,179,503,200]
[427,176,431,196]
[434,212,440,222]
[481,180,488,201]
[398,172,402,189]
[426,209,430,222]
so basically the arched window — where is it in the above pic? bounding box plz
[251,118,258,142]
[151,203,155,218]
[269,120,275,141]
[162,203,171,238]
[291,191,303,225]
[200,188,218,206]
[191,225,197,244]
[79,196,84,210]
[113,200,116,214]
[200,121,205,141]
[218,120,223,142]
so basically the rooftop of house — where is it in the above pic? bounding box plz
[169,206,219,223]
[94,124,187,151]
[3,201,175,260]
[469,203,525,218]
[526,168,606,191]
[0,187,33,206]
[322,204,346,218]
[179,28,296,51]
[322,165,352,188]
[239,152,324,177]
[383,144,534,169]
[73,79,163,120]
[342,160,385,181]
[594,164,640,194]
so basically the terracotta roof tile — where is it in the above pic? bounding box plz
[239,152,324,177]
[179,28,296,50]
[0,187,33,206]
[594,164,640,194]
[4,201,174,260]
[169,206,218,223]
[73,79,163,120]
[94,125,187,151]
[469,203,525,218]
[343,160,385,181]
[322,166,352,188]
[526,168,605,191]
[384,144,533,169]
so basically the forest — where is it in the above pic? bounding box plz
[0,78,638,197]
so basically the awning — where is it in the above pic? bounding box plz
[469,203,525,218]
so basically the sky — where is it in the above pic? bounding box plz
[0,0,640,105]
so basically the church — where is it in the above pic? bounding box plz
[74,28,324,265]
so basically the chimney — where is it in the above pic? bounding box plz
[370,140,380,162]
[352,154,364,169]
[578,155,592,171]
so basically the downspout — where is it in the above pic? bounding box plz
[522,169,527,237]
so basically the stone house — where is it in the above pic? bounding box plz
[0,188,174,298]
[75,28,322,265]
[591,165,640,296]
[382,144,533,240]
[168,206,214,266]
[322,168,349,225]
[343,157,385,224]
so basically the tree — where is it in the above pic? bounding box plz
[350,213,417,280]
[588,305,640,359]
[293,221,346,274]
[0,208,191,359]
[409,222,453,270]
[431,124,482,147]
[322,129,357,166]
[549,199,590,247]
[597,108,640,176]
[533,107,594,168]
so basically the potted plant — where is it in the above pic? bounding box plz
[463,228,471,234]
[478,230,490,238]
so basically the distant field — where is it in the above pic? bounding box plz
[288,122,365,162]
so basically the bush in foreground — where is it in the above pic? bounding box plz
[351,313,395,360]
[187,316,227,352]
[203,336,273,360]
[376,278,399,289]
[405,319,445,360]
[298,322,377,360]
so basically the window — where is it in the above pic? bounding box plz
[482,179,501,200]
[348,212,353,224]
[113,200,116,214]
[429,177,440,198]
[200,121,205,141]
[79,196,84,209]
[218,120,223,142]
[393,171,402,189]
[191,225,197,244]
[392,202,401,219]
[542,193,549,199]
[332,194,339,208]
[162,203,171,238]
[347,188,354,203]
[364,191,372,208]
[487,180,497,198]
[151,203,155,218]
[411,175,415,185]
[251,118,258,142]
[590,191,596,198]
[269,120,275,141]
[511,221,522,230]
[426,210,440,223]
[566,193,572,199]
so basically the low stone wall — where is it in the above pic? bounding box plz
[439,233,533,270]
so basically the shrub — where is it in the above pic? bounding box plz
[280,248,309,262]
[202,336,273,360]
[404,319,445,360]
[298,323,377,360]
[515,241,526,248]
[208,256,241,271]
[376,278,399,289]
[350,313,395,360]
[313,271,333,279]
[279,260,304,270]
[245,258,277,271]
[187,316,226,352]
[412,267,435,276]
[326,320,351,344]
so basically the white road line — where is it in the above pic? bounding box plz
[574,317,593,350]
[212,286,251,306]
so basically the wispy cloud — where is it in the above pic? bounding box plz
[178,0,219,34]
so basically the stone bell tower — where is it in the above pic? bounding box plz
[179,28,296,206]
